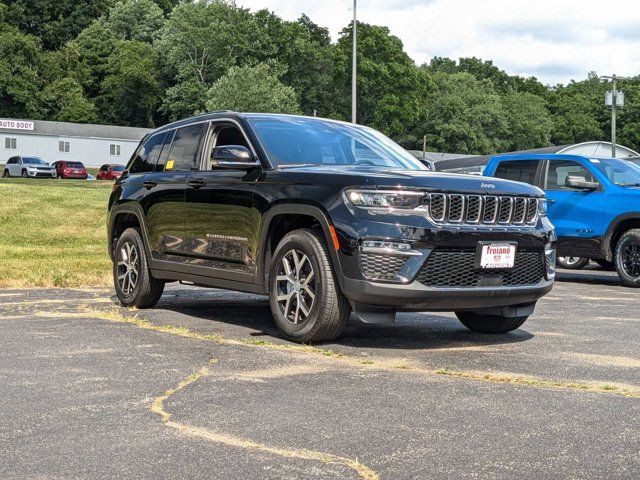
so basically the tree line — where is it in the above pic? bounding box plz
[2,0,639,154]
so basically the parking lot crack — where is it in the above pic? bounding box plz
[151,359,379,480]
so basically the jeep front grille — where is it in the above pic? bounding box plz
[426,193,538,226]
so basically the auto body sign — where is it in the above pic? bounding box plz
[0,119,34,131]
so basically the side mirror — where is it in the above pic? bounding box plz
[211,145,260,169]
[418,158,435,170]
[565,175,599,191]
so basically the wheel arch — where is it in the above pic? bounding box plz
[602,213,640,260]
[108,203,152,262]
[256,204,342,290]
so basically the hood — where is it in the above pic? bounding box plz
[276,165,544,197]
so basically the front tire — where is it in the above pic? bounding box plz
[113,227,164,307]
[268,228,350,343]
[614,229,640,288]
[21,169,27,178]
[557,256,589,269]
[455,311,529,334]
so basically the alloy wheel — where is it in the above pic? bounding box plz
[275,249,317,325]
[117,241,140,295]
[560,256,582,265]
[621,242,640,278]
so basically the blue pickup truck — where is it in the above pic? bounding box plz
[485,153,640,287]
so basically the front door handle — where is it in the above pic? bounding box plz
[188,178,207,188]
[143,181,157,189]
[547,199,556,204]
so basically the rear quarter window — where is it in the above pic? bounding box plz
[129,132,167,174]
[493,160,540,186]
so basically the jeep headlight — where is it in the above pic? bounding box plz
[537,198,548,217]
[344,189,424,210]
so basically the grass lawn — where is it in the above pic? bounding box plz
[0,178,114,288]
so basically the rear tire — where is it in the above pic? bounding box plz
[614,229,640,288]
[556,256,589,269]
[113,227,164,307]
[2,169,9,178]
[455,311,529,333]
[268,228,350,343]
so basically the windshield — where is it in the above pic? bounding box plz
[112,165,125,172]
[590,158,640,186]
[247,116,426,170]
[23,157,46,165]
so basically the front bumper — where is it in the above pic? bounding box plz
[27,170,56,178]
[340,276,553,312]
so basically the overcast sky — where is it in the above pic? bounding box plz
[238,0,640,86]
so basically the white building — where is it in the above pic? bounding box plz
[0,118,151,167]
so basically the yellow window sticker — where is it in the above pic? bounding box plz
[166,159,175,170]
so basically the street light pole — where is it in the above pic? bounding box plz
[351,0,357,124]
[602,74,628,158]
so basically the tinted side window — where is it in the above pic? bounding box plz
[546,160,597,190]
[494,160,540,185]
[164,124,204,172]
[129,133,167,174]
[154,130,176,173]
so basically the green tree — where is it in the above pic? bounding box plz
[98,40,161,126]
[251,11,335,116]
[502,91,552,150]
[0,20,41,117]
[548,73,607,145]
[424,72,509,154]
[332,22,433,147]
[156,0,266,119]
[62,19,118,98]
[204,63,300,114]
[104,0,165,43]
[3,0,113,50]
[39,77,97,123]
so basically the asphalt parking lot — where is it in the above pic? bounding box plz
[1,268,638,479]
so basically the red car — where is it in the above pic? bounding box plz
[53,160,88,179]
[97,164,125,180]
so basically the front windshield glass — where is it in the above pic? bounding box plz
[247,116,426,170]
[23,157,46,165]
[591,158,640,186]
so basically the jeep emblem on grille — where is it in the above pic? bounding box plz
[481,182,495,189]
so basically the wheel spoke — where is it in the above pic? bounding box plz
[293,299,300,324]
[297,253,309,275]
[302,286,315,301]
[276,275,294,284]
[299,296,311,317]
[302,270,314,286]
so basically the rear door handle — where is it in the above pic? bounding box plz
[143,181,157,189]
[188,178,207,188]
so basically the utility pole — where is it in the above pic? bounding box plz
[602,74,627,157]
[351,0,357,124]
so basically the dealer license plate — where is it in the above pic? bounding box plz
[477,242,516,269]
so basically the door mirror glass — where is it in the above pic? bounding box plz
[210,145,258,169]
[565,175,600,190]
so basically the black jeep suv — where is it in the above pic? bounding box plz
[108,112,556,342]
